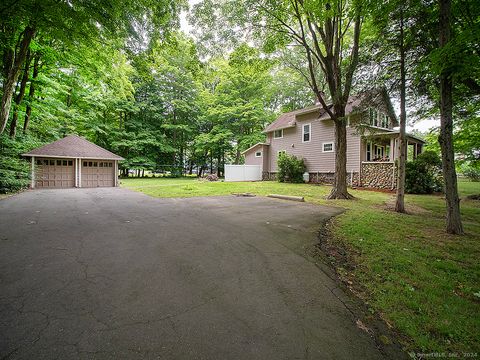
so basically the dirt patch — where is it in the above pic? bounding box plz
[352,186,396,194]
[380,198,432,215]
[465,194,480,201]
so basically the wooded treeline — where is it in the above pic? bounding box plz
[0,1,310,176]
[1,0,479,234]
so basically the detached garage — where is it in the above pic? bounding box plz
[22,135,124,189]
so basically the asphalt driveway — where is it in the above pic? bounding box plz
[1,188,386,359]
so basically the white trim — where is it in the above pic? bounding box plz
[115,160,118,187]
[31,156,35,189]
[22,154,124,160]
[241,142,269,155]
[255,151,262,157]
[273,129,283,139]
[74,158,77,187]
[78,159,82,188]
[362,161,394,164]
[322,142,334,153]
[302,123,311,143]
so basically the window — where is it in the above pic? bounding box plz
[99,162,104,167]
[43,160,49,165]
[62,160,67,166]
[83,161,87,167]
[108,163,112,167]
[376,145,384,158]
[369,108,378,126]
[273,129,283,139]
[255,151,262,157]
[93,162,98,167]
[302,123,311,143]
[322,142,334,153]
[36,160,42,165]
[68,160,73,166]
[278,150,286,157]
[366,142,372,161]
[88,161,93,167]
[381,114,389,128]
[50,160,55,166]
[56,160,62,166]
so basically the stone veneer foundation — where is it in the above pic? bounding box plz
[360,162,396,189]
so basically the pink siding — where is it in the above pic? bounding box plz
[244,144,269,171]
[266,112,361,173]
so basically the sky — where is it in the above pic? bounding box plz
[179,4,439,134]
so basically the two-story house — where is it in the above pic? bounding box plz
[243,89,425,189]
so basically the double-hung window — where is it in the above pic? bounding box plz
[273,129,283,139]
[302,123,311,143]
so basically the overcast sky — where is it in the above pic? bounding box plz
[179,5,439,134]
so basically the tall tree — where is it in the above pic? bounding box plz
[191,0,364,199]
[0,0,182,135]
[438,0,463,234]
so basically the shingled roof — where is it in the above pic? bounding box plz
[264,89,398,133]
[23,135,124,160]
[264,105,325,133]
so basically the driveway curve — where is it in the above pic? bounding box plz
[1,188,385,359]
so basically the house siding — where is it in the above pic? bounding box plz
[243,144,269,171]
[266,112,361,173]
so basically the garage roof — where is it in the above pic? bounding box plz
[23,135,124,160]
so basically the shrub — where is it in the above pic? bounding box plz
[277,153,306,183]
[461,164,480,182]
[0,135,42,194]
[405,151,443,194]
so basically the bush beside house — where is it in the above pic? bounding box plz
[405,151,443,194]
[277,153,306,183]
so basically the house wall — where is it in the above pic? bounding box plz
[266,112,362,173]
[244,144,269,171]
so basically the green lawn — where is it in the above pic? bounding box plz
[121,177,480,353]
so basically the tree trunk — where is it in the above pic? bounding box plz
[395,9,407,213]
[0,25,36,134]
[23,52,40,133]
[328,108,354,199]
[438,0,463,234]
[10,50,32,138]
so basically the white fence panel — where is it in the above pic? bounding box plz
[225,165,262,182]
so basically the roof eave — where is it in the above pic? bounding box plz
[263,124,296,133]
[241,143,269,155]
[22,153,125,160]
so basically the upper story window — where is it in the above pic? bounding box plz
[369,108,389,129]
[255,151,262,157]
[273,129,283,139]
[302,123,311,142]
[323,142,334,153]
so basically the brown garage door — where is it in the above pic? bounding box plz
[81,160,114,187]
[35,158,75,188]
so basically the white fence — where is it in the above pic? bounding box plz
[224,165,262,182]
